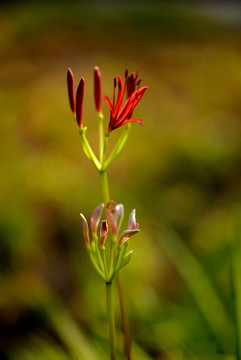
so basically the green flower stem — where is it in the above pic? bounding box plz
[93,235,105,273]
[97,123,132,359]
[106,282,117,360]
[108,236,117,278]
[101,247,109,279]
[100,170,110,205]
[89,252,105,279]
[80,130,101,170]
[230,213,241,360]
[116,273,131,360]
[103,124,130,171]
[98,113,104,164]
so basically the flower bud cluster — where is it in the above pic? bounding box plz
[79,201,139,282]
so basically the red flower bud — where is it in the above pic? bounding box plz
[76,77,85,128]
[94,66,102,114]
[100,220,109,247]
[67,68,76,113]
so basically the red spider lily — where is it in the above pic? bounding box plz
[67,68,85,128]
[104,70,148,132]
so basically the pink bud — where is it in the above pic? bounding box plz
[90,203,104,235]
[100,220,109,247]
[94,66,102,114]
[106,201,124,236]
[128,209,139,230]
[76,77,85,128]
[118,229,140,246]
[80,213,90,246]
[67,68,76,113]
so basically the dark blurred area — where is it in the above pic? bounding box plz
[1,0,241,359]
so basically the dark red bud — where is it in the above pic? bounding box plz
[76,78,85,128]
[94,66,102,114]
[67,68,76,113]
[100,220,109,247]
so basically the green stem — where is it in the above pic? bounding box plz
[99,135,132,360]
[230,213,241,360]
[80,131,101,170]
[103,124,130,171]
[100,170,110,205]
[98,113,104,164]
[117,272,131,360]
[89,253,105,279]
[106,282,117,360]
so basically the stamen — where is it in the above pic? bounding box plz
[137,79,142,89]
[113,78,116,107]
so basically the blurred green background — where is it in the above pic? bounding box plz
[1,0,241,359]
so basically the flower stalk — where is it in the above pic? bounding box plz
[67,66,147,359]
[106,281,117,360]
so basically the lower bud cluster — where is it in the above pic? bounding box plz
[80,201,139,282]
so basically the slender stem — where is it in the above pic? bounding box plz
[98,113,104,164]
[89,253,105,279]
[80,131,101,170]
[230,216,241,360]
[99,169,132,359]
[103,124,130,171]
[109,236,117,278]
[100,170,110,205]
[102,248,109,279]
[106,282,117,360]
[117,272,131,360]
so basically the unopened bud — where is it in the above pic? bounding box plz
[100,220,109,247]
[76,77,85,128]
[94,66,102,114]
[90,203,104,235]
[128,209,139,230]
[80,213,90,246]
[67,68,76,113]
[118,229,140,246]
[106,201,123,236]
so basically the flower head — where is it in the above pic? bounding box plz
[104,70,148,132]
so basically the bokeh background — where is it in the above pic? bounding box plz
[1,1,241,359]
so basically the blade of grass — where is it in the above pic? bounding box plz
[157,224,233,353]
[47,304,99,360]
[230,206,241,360]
